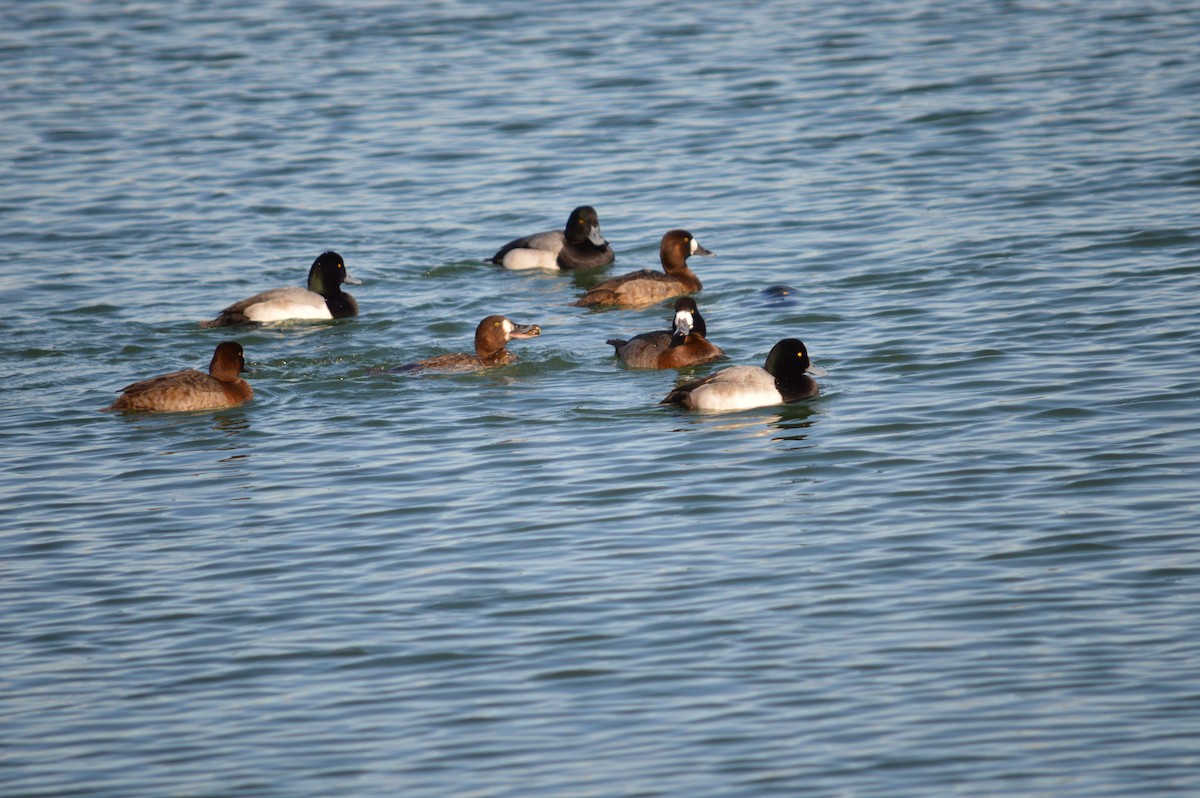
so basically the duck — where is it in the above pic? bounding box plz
[105,341,253,412]
[574,229,712,308]
[490,206,614,270]
[200,251,360,327]
[606,297,725,369]
[660,338,826,411]
[390,315,542,372]
[762,285,797,302]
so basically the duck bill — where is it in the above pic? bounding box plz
[343,272,363,285]
[587,225,608,247]
[508,323,541,339]
[805,363,828,377]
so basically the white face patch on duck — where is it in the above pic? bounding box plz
[672,309,694,337]
[688,237,715,257]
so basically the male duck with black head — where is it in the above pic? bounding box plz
[574,229,713,308]
[606,297,724,369]
[389,315,542,373]
[661,338,826,411]
[490,206,614,271]
[105,341,253,412]
[201,251,361,327]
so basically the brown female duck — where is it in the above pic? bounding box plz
[392,315,542,372]
[574,229,713,308]
[606,297,724,369]
[106,341,252,412]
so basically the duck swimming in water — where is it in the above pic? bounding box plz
[661,338,825,411]
[105,341,253,412]
[574,229,712,308]
[201,251,360,327]
[490,206,614,271]
[390,315,542,373]
[606,297,724,369]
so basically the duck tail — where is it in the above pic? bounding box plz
[605,338,627,352]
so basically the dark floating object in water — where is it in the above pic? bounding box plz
[762,285,796,300]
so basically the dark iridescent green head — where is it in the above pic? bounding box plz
[565,206,607,247]
[764,338,814,381]
[306,251,359,296]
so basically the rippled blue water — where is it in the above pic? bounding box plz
[3,1,1199,796]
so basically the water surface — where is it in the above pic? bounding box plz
[2,1,1199,796]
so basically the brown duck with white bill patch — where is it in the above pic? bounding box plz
[388,316,542,373]
[574,230,712,308]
